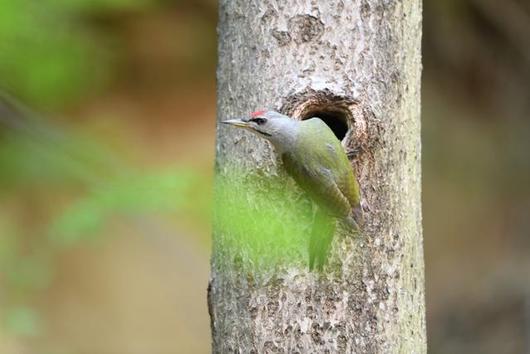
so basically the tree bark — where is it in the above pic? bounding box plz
[210,0,425,353]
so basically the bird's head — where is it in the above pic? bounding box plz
[222,110,299,152]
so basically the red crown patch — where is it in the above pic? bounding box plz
[251,110,266,117]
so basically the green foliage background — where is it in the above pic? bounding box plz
[0,0,214,345]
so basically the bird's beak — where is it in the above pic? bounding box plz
[222,118,249,128]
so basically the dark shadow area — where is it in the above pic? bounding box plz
[301,109,349,141]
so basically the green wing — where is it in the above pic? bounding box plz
[281,118,359,217]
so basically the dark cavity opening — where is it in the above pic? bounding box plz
[301,110,349,141]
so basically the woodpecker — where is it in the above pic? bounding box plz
[223,110,360,270]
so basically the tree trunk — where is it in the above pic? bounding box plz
[210,0,425,353]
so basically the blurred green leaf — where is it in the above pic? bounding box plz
[49,169,210,246]
[0,132,121,189]
[48,0,154,11]
[215,171,313,272]
[0,0,154,107]
[4,306,41,337]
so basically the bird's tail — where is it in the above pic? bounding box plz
[309,209,336,271]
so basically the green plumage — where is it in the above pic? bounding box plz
[281,118,360,270]
[281,118,359,217]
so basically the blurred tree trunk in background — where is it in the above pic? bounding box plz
[209,0,425,352]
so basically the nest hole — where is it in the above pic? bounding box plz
[300,109,350,141]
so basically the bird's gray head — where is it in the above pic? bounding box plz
[222,110,299,152]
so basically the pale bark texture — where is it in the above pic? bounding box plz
[210,0,425,353]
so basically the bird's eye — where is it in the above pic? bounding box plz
[252,118,266,125]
